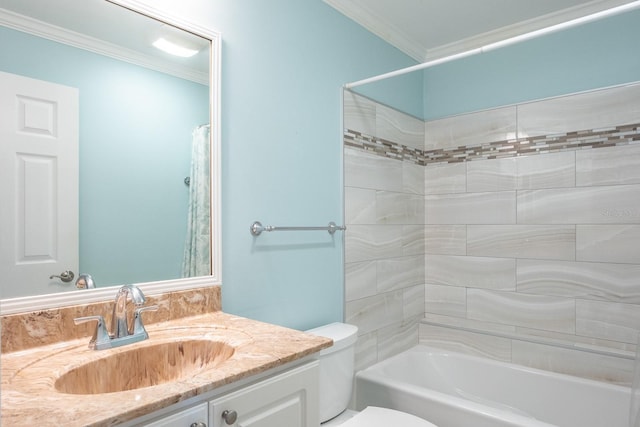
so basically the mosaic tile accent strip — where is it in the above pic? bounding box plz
[344,123,640,166]
[344,129,426,165]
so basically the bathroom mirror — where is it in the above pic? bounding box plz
[0,0,221,313]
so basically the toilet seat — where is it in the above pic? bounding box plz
[337,406,437,427]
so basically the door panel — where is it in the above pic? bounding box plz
[18,153,57,261]
[0,71,79,297]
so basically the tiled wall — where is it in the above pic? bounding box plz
[344,91,426,370]
[343,83,640,385]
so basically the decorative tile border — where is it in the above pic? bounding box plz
[344,122,640,166]
[344,129,426,165]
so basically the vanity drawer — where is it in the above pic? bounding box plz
[210,361,319,427]
[143,402,208,427]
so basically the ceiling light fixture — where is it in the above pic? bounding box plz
[152,37,199,58]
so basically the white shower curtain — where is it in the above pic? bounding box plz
[182,125,211,277]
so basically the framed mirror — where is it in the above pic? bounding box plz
[0,0,221,314]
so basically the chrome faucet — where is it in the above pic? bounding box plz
[112,284,146,338]
[74,284,158,350]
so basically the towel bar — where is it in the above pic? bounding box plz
[249,221,346,236]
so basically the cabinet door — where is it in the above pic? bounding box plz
[210,361,319,427]
[143,402,208,427]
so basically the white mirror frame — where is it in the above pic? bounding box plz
[0,0,222,315]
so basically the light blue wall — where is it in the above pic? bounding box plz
[0,27,209,285]
[136,1,639,333]
[207,0,639,330]
[7,1,637,333]
[355,71,424,119]
[423,9,640,120]
[163,0,416,330]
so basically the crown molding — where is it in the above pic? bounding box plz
[424,0,637,61]
[0,7,208,85]
[324,0,636,63]
[324,0,424,62]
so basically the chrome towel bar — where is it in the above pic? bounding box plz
[250,221,346,236]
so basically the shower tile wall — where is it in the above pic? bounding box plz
[344,90,425,370]
[420,83,640,385]
[343,84,640,384]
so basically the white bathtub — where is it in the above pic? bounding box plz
[355,345,631,427]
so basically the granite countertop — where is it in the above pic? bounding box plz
[1,311,332,426]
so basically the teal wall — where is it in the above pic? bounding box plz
[355,71,424,119]
[423,9,640,119]
[0,27,209,286]
[140,1,639,331]
[5,1,638,333]
[216,1,417,329]
[142,0,417,330]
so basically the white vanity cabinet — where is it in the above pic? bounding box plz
[139,360,319,427]
[210,359,318,427]
[143,403,208,427]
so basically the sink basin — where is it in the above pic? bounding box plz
[54,339,235,394]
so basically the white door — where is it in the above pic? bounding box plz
[0,71,79,298]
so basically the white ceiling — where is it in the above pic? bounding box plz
[3,0,636,80]
[325,0,637,62]
[0,0,210,84]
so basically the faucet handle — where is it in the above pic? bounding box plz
[131,305,159,336]
[74,315,110,348]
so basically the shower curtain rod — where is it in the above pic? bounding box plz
[344,0,640,89]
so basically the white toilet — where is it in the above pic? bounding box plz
[307,322,438,427]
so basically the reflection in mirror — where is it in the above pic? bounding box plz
[0,0,221,307]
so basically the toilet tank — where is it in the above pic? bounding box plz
[306,322,358,423]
